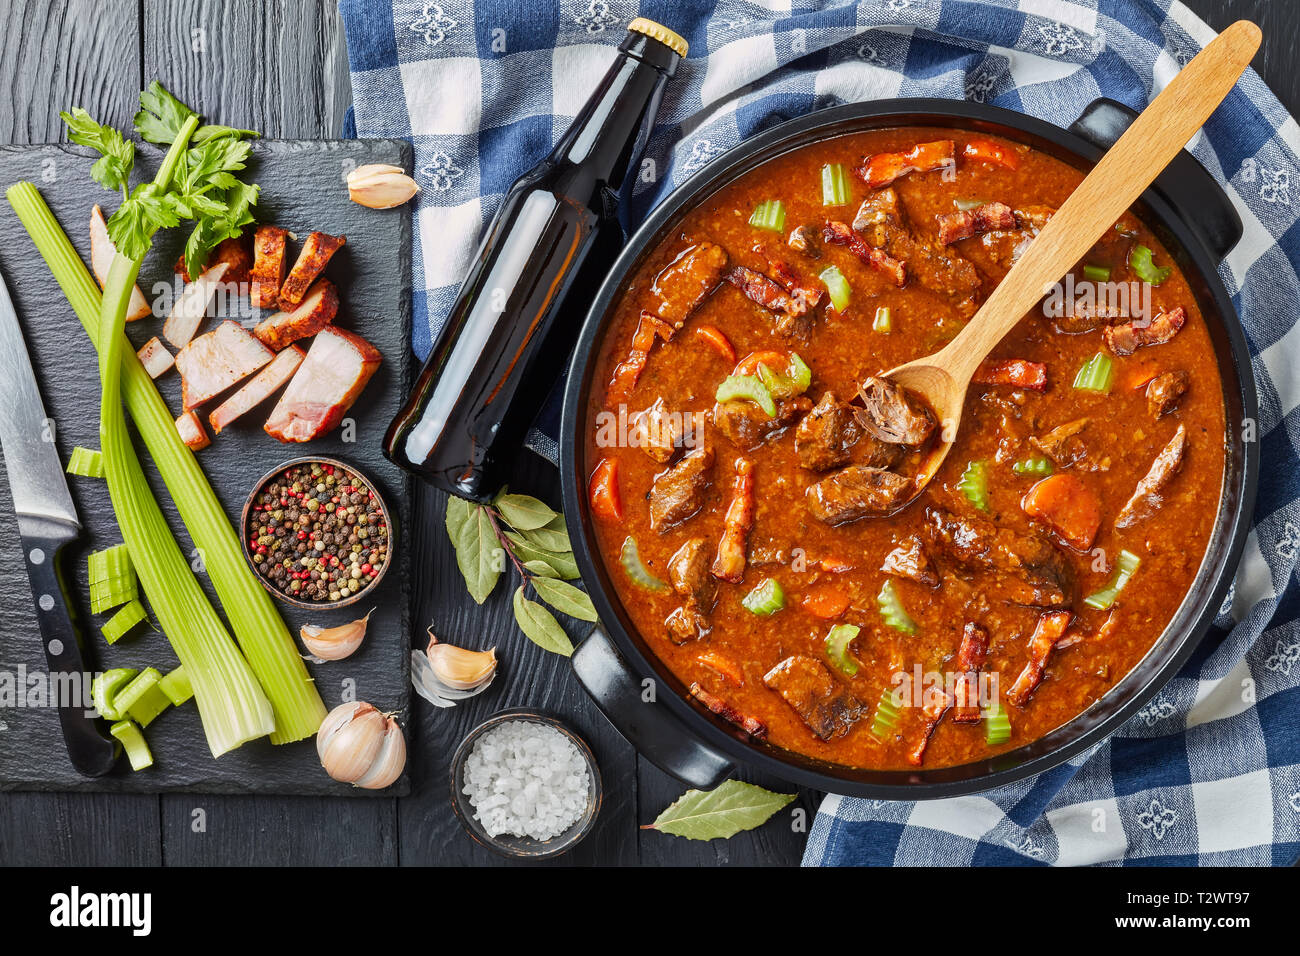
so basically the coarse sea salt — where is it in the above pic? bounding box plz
[462,720,592,841]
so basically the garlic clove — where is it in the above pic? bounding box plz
[426,634,497,691]
[316,700,359,762]
[301,610,373,661]
[347,164,421,209]
[353,715,406,789]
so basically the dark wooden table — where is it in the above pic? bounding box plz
[0,0,1293,867]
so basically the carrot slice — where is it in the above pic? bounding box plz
[819,556,854,573]
[696,650,744,686]
[588,457,623,521]
[695,324,736,363]
[1020,472,1102,551]
[802,583,851,620]
[734,350,788,377]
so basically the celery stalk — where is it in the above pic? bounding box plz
[8,182,324,747]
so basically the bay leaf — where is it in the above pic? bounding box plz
[643,780,796,841]
[505,530,581,579]
[532,577,598,622]
[523,559,560,579]
[451,502,502,605]
[518,522,572,554]
[512,586,574,656]
[494,494,559,531]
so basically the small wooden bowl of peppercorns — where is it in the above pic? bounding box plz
[241,457,394,610]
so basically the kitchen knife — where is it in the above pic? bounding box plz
[0,268,117,776]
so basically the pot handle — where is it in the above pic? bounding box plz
[1070,98,1243,262]
[572,626,736,790]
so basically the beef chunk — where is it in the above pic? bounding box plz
[795,392,864,471]
[650,242,729,328]
[1146,370,1189,419]
[822,220,906,286]
[690,683,767,738]
[787,224,822,257]
[665,606,711,644]
[649,447,714,532]
[667,538,715,610]
[849,189,982,310]
[881,536,939,587]
[762,655,865,740]
[1031,418,1090,468]
[924,507,1072,607]
[806,465,913,524]
[1103,307,1186,356]
[857,375,936,445]
[712,396,811,451]
[633,397,681,463]
[936,202,1017,245]
[1115,424,1186,529]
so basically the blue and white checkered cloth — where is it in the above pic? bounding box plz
[340,0,1300,865]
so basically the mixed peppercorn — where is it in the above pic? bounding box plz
[245,461,389,603]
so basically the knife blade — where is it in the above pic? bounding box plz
[0,268,117,776]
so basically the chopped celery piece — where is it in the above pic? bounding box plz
[1012,456,1054,476]
[756,352,812,399]
[1072,351,1114,394]
[872,306,892,333]
[87,545,138,614]
[159,666,194,707]
[1082,264,1111,282]
[109,720,153,771]
[66,446,104,478]
[824,624,860,676]
[1083,549,1142,610]
[92,667,139,721]
[620,536,668,592]
[741,578,785,616]
[870,687,901,741]
[100,599,146,644]
[113,668,163,716]
[748,199,786,233]
[1129,244,1171,285]
[958,459,989,511]
[821,163,850,206]
[716,374,777,416]
[877,579,916,634]
[8,182,321,751]
[128,685,172,729]
[984,703,1012,745]
[819,265,850,312]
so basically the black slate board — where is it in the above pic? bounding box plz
[0,139,413,794]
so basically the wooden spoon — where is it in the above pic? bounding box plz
[886,19,1261,502]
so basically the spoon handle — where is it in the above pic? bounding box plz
[942,19,1261,382]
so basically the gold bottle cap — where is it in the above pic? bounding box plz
[628,17,689,58]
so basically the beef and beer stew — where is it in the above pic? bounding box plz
[583,127,1225,770]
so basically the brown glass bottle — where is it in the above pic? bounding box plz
[384,20,686,501]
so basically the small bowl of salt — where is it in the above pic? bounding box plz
[450,709,602,860]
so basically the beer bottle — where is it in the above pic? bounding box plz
[384,18,687,501]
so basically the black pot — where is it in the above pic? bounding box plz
[559,97,1259,799]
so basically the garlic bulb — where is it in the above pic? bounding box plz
[300,610,372,661]
[409,632,497,708]
[317,701,406,789]
[347,163,420,209]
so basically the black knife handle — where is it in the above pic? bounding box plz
[20,531,119,776]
